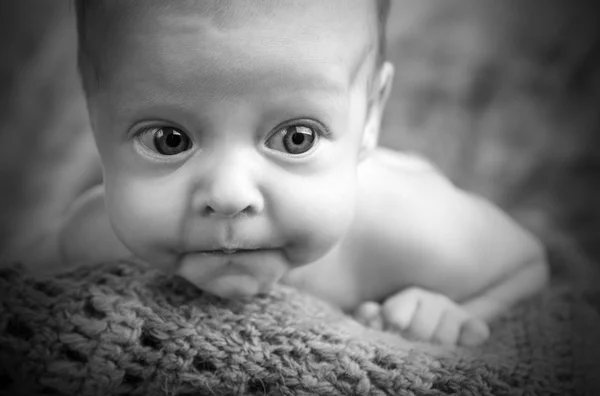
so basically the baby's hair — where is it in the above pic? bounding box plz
[74,0,391,94]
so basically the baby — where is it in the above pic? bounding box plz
[17,0,549,347]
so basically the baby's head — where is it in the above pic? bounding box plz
[75,0,394,299]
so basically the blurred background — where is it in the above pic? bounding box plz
[0,1,598,283]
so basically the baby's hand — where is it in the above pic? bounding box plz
[354,287,490,346]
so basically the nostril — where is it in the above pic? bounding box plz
[192,180,264,217]
[204,202,253,217]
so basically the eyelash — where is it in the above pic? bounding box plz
[132,118,331,154]
[130,124,191,162]
[263,119,329,156]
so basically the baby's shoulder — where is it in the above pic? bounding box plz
[351,147,466,258]
[357,147,453,199]
[368,147,440,173]
[337,148,465,303]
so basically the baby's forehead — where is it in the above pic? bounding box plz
[98,1,366,21]
[92,0,377,40]
[81,0,378,95]
[165,1,305,28]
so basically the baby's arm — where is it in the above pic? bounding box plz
[383,195,547,346]
[350,150,549,345]
[5,185,133,275]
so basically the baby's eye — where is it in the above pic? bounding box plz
[139,126,192,156]
[265,125,317,155]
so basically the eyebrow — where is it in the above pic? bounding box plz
[110,75,349,129]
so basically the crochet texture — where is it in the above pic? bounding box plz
[1,260,600,396]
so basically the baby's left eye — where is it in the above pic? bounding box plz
[265,125,317,155]
[137,126,193,156]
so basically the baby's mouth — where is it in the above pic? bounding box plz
[206,248,238,255]
[176,247,288,299]
[199,248,273,256]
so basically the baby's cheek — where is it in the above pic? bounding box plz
[278,173,357,264]
[104,179,184,270]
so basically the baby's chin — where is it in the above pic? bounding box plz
[173,249,296,300]
[201,273,274,300]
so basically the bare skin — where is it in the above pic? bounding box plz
[6,0,549,347]
[284,148,548,344]
[21,145,548,346]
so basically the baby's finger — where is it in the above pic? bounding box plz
[458,318,490,347]
[431,307,470,346]
[381,290,419,331]
[404,294,447,341]
[354,301,383,330]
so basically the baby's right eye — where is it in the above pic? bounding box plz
[138,126,193,156]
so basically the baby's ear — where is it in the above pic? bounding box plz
[360,62,394,161]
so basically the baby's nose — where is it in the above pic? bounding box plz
[192,160,264,218]
[204,192,260,217]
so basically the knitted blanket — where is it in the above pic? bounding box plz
[1,260,599,396]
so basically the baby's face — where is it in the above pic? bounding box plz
[88,0,381,299]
